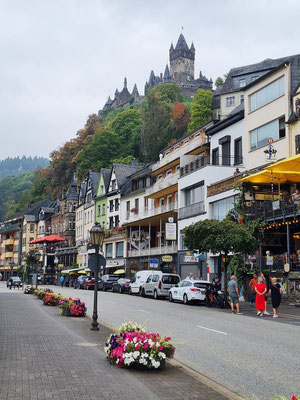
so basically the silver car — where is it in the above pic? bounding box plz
[142,273,181,299]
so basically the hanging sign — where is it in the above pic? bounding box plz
[165,223,176,240]
[162,255,173,262]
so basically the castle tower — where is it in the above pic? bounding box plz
[169,34,195,84]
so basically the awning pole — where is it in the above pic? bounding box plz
[286,222,290,297]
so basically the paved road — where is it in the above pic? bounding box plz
[0,287,229,400]
[5,283,300,399]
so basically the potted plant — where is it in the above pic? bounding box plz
[104,321,174,370]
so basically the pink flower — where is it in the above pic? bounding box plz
[143,344,149,350]
[291,396,297,400]
[159,345,163,350]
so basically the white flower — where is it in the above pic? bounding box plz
[133,351,140,359]
[158,352,166,359]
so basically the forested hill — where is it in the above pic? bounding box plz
[0,156,49,178]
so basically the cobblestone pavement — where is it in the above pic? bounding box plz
[0,289,230,400]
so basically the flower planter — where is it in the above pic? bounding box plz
[62,307,71,316]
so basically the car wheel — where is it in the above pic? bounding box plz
[183,294,189,305]
[104,286,107,292]
[129,288,132,295]
[119,286,122,294]
[141,288,146,297]
[169,292,174,302]
[153,290,158,300]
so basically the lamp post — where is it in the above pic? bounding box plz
[34,250,41,289]
[89,222,105,331]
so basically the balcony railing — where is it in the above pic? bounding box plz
[128,244,178,258]
[243,196,300,221]
[178,201,205,220]
[126,202,178,223]
[145,171,179,196]
[180,155,243,178]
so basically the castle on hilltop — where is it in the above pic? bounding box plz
[100,33,212,112]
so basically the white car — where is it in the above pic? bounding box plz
[129,270,154,295]
[168,279,211,305]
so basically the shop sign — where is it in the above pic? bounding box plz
[165,223,176,241]
[272,200,280,211]
[162,255,173,262]
[288,271,300,280]
[184,255,198,263]
[149,258,158,268]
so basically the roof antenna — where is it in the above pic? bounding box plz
[181,25,184,33]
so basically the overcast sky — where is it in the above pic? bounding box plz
[1,0,300,160]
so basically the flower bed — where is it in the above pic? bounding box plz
[42,292,62,306]
[105,321,174,370]
[34,288,53,299]
[24,286,35,294]
[59,297,86,317]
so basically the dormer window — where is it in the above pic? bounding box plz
[239,78,246,88]
[111,179,116,191]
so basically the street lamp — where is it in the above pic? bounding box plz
[90,222,105,331]
[34,251,41,289]
[9,259,15,277]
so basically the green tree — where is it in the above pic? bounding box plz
[187,89,213,132]
[215,77,224,87]
[183,219,263,296]
[141,83,184,161]
[76,128,121,180]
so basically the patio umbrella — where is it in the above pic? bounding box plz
[78,270,87,274]
[29,235,67,244]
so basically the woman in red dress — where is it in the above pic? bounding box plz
[255,277,267,316]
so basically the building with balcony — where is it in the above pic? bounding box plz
[75,172,99,270]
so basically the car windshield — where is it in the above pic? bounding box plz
[12,277,21,281]
[118,279,130,283]
[162,275,180,284]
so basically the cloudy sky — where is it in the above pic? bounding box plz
[1,0,300,160]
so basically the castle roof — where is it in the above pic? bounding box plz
[175,34,189,51]
[132,83,139,95]
[164,64,171,80]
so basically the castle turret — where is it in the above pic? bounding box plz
[163,64,172,82]
[114,88,119,99]
[124,77,127,89]
[169,33,195,82]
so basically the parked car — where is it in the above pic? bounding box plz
[129,270,154,295]
[112,278,131,293]
[141,272,181,299]
[98,275,119,291]
[168,279,211,304]
[82,277,95,290]
[7,276,22,288]
[74,276,88,289]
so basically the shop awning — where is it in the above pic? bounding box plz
[29,235,67,244]
[114,269,125,274]
[61,267,83,274]
[240,170,300,184]
[240,154,300,184]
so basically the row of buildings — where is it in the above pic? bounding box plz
[2,52,300,300]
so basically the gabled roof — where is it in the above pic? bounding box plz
[112,163,143,191]
[8,199,53,221]
[88,171,100,198]
[101,168,111,193]
[132,84,139,95]
[220,55,300,95]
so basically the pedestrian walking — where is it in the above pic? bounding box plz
[255,277,267,316]
[249,273,258,307]
[60,275,64,287]
[228,275,242,314]
[258,272,270,315]
[269,277,282,318]
[212,273,221,291]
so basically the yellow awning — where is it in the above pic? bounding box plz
[114,269,125,274]
[240,154,300,184]
[240,170,300,184]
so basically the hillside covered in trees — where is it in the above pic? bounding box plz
[7,84,213,216]
[0,156,49,179]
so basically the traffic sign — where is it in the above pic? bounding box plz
[88,254,106,274]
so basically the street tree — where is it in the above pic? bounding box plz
[183,219,263,296]
[187,89,213,132]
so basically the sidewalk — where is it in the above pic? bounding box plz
[0,289,233,400]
